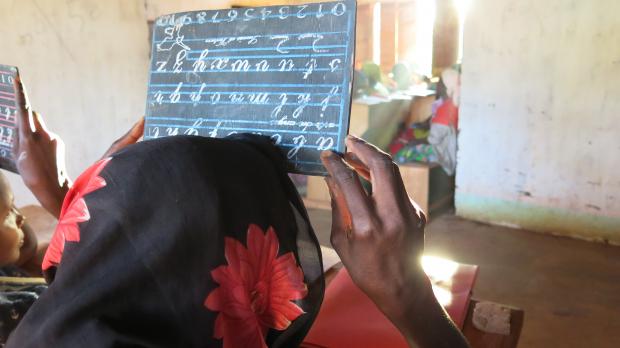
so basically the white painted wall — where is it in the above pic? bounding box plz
[456,0,620,243]
[0,0,150,206]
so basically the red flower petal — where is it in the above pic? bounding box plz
[214,314,225,339]
[83,175,106,195]
[42,158,111,271]
[56,198,90,242]
[247,225,278,281]
[210,266,241,291]
[205,225,308,347]
[206,288,254,319]
[224,237,255,287]
[265,301,305,329]
[41,226,65,271]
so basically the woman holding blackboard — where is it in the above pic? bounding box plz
[6,78,469,347]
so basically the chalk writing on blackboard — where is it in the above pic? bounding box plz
[144,0,356,175]
[0,65,18,173]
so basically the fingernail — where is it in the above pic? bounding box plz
[320,150,334,159]
[347,134,361,141]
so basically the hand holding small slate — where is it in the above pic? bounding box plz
[13,75,70,218]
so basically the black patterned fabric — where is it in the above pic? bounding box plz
[8,135,324,348]
[0,277,46,347]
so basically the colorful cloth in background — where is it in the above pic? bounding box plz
[428,98,459,175]
[388,126,430,155]
[388,115,431,155]
[8,135,324,348]
[431,98,443,115]
[394,144,437,164]
[433,98,459,129]
[389,68,460,175]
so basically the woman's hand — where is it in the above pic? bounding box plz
[13,76,144,217]
[320,135,469,348]
[100,116,145,159]
[13,76,70,218]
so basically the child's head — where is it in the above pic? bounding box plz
[0,172,26,266]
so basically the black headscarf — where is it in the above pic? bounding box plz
[7,135,324,347]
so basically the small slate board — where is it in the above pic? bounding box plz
[144,0,356,175]
[0,65,18,173]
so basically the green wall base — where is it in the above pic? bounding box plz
[456,193,620,245]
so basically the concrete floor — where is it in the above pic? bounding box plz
[307,208,620,348]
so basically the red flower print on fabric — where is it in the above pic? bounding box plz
[205,224,308,348]
[42,158,111,271]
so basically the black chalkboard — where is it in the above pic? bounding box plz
[144,0,356,175]
[0,65,18,173]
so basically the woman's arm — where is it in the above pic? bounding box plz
[13,76,70,218]
[12,76,144,218]
[320,135,470,348]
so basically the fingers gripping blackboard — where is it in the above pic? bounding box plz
[144,1,356,175]
[0,65,18,173]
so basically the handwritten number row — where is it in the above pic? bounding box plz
[156,3,347,27]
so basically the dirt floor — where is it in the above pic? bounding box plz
[307,208,620,348]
